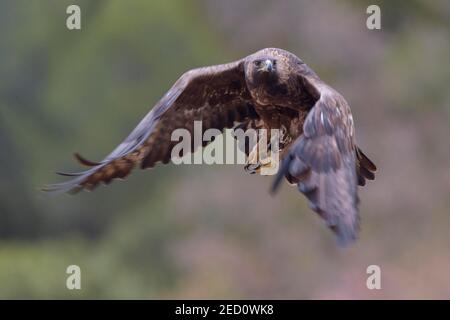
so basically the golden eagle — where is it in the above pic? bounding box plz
[45,48,376,245]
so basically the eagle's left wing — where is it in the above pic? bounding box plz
[44,60,259,194]
[273,84,375,245]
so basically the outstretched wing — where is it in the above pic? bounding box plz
[44,60,259,194]
[273,84,376,246]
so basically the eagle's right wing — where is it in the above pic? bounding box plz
[44,60,259,194]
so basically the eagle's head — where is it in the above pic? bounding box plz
[247,56,279,82]
[245,53,291,105]
[244,48,317,107]
[253,58,276,74]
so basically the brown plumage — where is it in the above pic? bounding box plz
[44,48,376,245]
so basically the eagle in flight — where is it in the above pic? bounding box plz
[45,48,376,245]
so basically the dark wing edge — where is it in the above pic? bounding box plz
[43,59,259,194]
[356,147,377,186]
[273,86,376,246]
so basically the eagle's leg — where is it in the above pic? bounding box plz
[244,143,261,174]
[245,128,284,175]
[244,144,280,175]
[244,109,290,175]
[258,152,280,175]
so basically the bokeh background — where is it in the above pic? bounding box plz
[1,0,449,299]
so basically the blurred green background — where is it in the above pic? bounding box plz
[1,0,450,299]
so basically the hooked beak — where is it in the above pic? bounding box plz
[260,59,274,73]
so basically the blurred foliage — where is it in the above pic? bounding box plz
[0,0,449,298]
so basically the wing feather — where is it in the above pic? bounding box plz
[273,84,376,245]
[44,60,259,194]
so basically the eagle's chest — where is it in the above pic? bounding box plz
[252,82,290,106]
[251,79,310,112]
[254,105,306,139]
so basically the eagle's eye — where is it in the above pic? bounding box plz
[253,60,262,67]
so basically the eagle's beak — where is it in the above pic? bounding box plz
[260,59,274,73]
